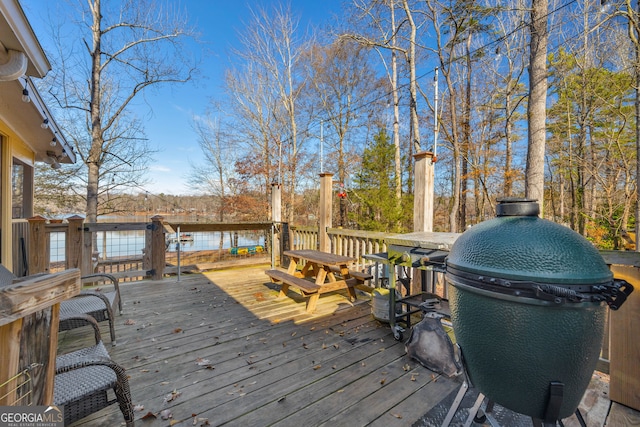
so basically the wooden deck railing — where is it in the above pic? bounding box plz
[16,216,273,281]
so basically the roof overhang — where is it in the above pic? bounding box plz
[0,1,49,78]
[0,0,75,164]
[0,78,75,164]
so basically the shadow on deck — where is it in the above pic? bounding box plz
[57,265,626,427]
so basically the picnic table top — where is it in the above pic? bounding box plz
[284,250,355,266]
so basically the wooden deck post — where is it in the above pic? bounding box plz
[27,215,48,274]
[319,173,333,252]
[412,152,435,295]
[151,215,166,280]
[66,215,84,270]
[413,151,435,232]
[271,183,282,264]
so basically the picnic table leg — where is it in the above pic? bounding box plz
[347,284,357,302]
[306,293,320,313]
[315,269,328,285]
[279,283,290,297]
[287,258,299,275]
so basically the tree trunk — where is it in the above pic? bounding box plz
[402,0,421,152]
[525,0,548,216]
[87,0,102,224]
[504,86,513,197]
[391,1,402,212]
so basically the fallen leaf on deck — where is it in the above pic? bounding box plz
[133,404,144,412]
[391,413,403,419]
[193,416,210,425]
[333,343,339,349]
[140,369,149,373]
[173,328,183,333]
[141,412,156,420]
[380,378,386,385]
[277,396,286,403]
[170,420,179,426]
[195,358,215,369]
[403,364,411,371]
[254,292,266,301]
[313,364,322,370]
[163,390,181,404]
[124,319,136,325]
[160,409,173,420]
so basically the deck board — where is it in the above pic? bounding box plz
[57,265,634,427]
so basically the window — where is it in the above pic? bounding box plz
[12,159,33,219]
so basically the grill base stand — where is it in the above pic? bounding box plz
[442,375,588,427]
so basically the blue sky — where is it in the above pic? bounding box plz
[21,0,343,196]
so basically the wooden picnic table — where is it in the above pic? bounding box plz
[265,250,371,313]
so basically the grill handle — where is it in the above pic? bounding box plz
[536,279,633,310]
[593,279,634,310]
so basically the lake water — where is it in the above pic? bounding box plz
[49,230,267,262]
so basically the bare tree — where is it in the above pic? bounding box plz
[224,59,281,201]
[44,0,197,223]
[342,0,412,219]
[306,39,386,226]
[189,112,237,222]
[231,3,311,223]
[487,0,528,198]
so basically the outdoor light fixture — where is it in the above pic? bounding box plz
[41,118,49,129]
[44,150,61,169]
[50,137,57,147]
[21,88,30,103]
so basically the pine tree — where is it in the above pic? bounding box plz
[351,129,409,232]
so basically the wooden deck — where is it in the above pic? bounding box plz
[57,265,635,427]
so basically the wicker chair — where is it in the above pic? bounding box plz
[58,273,122,346]
[54,314,134,426]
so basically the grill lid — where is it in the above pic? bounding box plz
[445,198,633,308]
